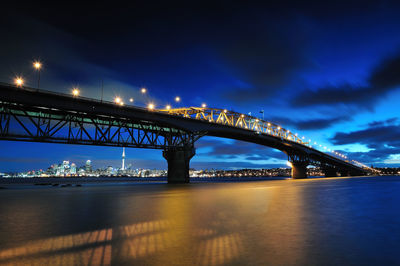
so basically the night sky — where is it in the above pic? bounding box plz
[1,1,400,172]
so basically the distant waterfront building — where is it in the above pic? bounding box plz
[85,160,92,173]
[70,163,77,175]
[122,147,125,171]
[106,166,113,175]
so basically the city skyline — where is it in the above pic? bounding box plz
[1,2,400,172]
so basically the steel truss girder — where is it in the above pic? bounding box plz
[0,103,195,149]
[161,107,307,145]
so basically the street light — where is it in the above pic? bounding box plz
[175,96,181,102]
[141,88,147,94]
[201,103,206,108]
[33,61,41,89]
[14,77,24,87]
[114,97,122,104]
[148,103,155,110]
[166,105,171,110]
[129,98,134,103]
[72,88,80,96]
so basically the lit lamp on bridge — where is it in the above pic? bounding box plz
[201,103,206,108]
[72,88,80,97]
[166,105,171,110]
[14,77,24,87]
[114,97,122,104]
[175,96,181,102]
[148,103,155,110]
[33,61,42,89]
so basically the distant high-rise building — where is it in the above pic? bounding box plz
[70,163,77,175]
[85,160,92,173]
[122,147,125,170]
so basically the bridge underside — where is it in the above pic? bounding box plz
[0,84,368,182]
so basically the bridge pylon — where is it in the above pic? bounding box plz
[287,153,309,179]
[163,145,195,183]
[323,166,338,177]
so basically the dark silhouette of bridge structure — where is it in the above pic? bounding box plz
[0,83,371,182]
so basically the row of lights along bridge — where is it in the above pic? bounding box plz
[11,60,372,169]
[14,61,205,112]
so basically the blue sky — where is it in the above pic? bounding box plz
[0,1,400,171]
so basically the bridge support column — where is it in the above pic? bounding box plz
[291,162,308,179]
[324,167,338,177]
[339,171,349,177]
[349,170,364,176]
[163,146,195,183]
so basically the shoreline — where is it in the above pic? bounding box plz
[0,176,289,186]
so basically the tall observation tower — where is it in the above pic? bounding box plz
[122,147,125,171]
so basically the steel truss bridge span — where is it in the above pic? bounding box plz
[0,84,369,182]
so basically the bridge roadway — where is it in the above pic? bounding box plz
[0,83,368,182]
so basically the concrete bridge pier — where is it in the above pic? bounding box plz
[324,167,338,177]
[349,170,365,176]
[291,162,308,179]
[163,146,195,183]
[339,170,349,177]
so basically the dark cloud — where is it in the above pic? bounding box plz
[332,125,400,145]
[219,25,311,103]
[367,117,398,127]
[269,115,351,130]
[331,121,400,164]
[291,51,400,109]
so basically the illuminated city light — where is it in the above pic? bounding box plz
[267,123,271,126]
[129,98,134,102]
[141,88,147,93]
[15,77,24,87]
[175,96,181,102]
[286,161,293,168]
[277,126,281,130]
[166,105,171,110]
[224,109,227,113]
[201,103,206,108]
